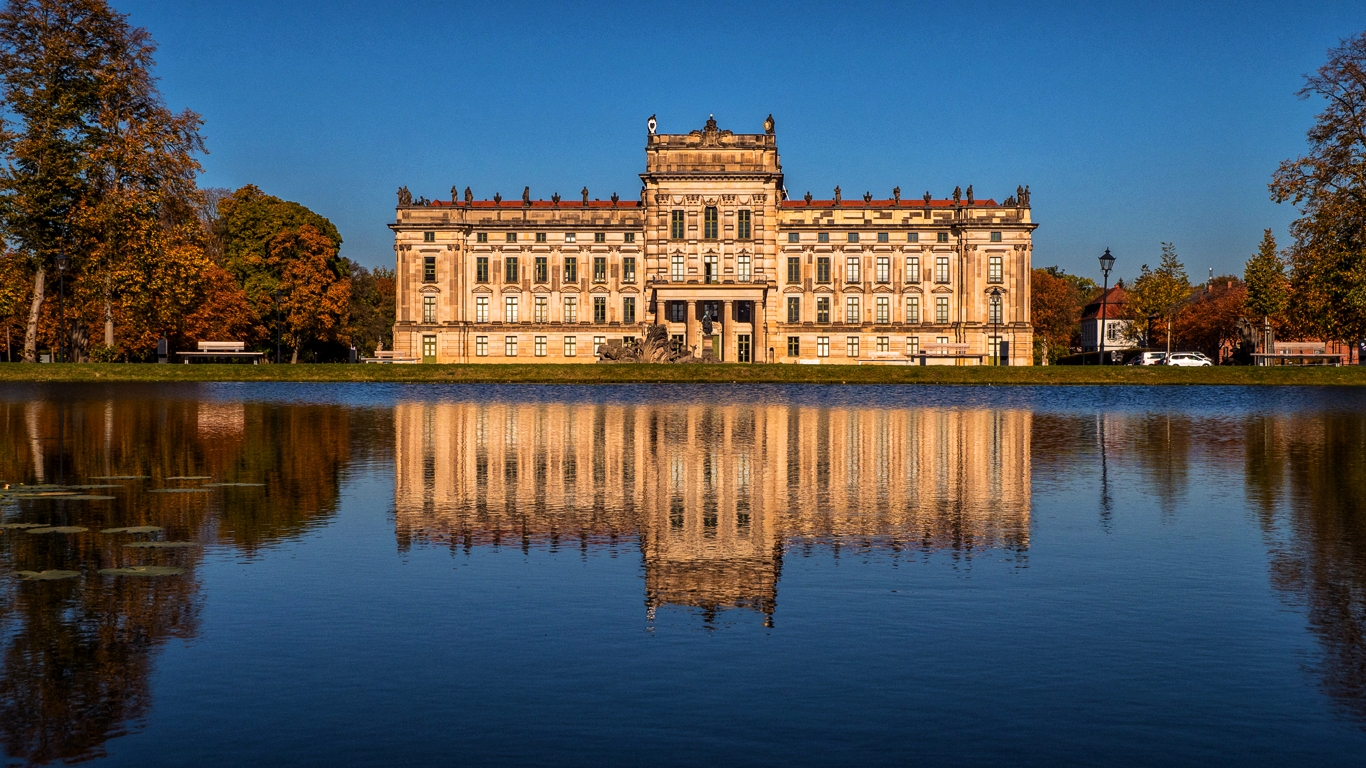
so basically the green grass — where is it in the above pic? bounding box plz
[1,362,1365,385]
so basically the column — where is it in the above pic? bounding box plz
[686,300,697,354]
[723,299,734,362]
[756,298,766,363]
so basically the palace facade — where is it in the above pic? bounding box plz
[391,115,1036,364]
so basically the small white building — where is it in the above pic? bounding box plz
[1080,286,1136,352]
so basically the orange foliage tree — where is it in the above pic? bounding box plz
[269,225,351,363]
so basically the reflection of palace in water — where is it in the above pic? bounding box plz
[394,401,1031,620]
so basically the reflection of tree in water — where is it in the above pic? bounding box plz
[1247,413,1366,723]
[0,394,380,765]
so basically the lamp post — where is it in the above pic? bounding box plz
[1098,248,1115,365]
[989,286,1003,365]
[272,289,284,364]
[54,253,69,363]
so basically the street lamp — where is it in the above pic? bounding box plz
[54,253,69,363]
[272,289,284,364]
[989,286,1003,365]
[1098,248,1115,365]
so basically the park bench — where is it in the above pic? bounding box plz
[362,349,419,364]
[176,341,266,364]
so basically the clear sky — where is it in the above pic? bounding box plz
[119,0,1366,284]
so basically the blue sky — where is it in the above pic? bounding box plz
[122,0,1366,282]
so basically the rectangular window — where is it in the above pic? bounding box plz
[535,256,548,283]
[990,231,1002,243]
[846,296,860,324]
[534,295,548,323]
[788,232,799,243]
[477,232,488,243]
[623,257,636,283]
[816,257,831,283]
[475,296,489,323]
[816,296,831,324]
[671,210,685,239]
[936,296,949,324]
[818,232,829,243]
[848,232,859,243]
[423,256,436,283]
[423,231,435,243]
[877,232,889,243]
[845,256,861,283]
[593,256,606,283]
[937,232,949,243]
[876,256,890,283]
[936,256,950,283]
[908,232,919,243]
[505,256,519,283]
[506,232,517,243]
[876,296,889,324]
[877,336,889,352]
[906,255,920,282]
[737,209,751,239]
[670,253,685,281]
[669,302,685,323]
[593,296,607,323]
[989,255,1003,284]
[475,256,489,283]
[475,336,488,356]
[624,233,635,243]
[594,232,606,243]
[787,336,800,357]
[906,295,920,323]
[817,336,830,358]
[593,336,605,355]
[504,296,519,323]
[565,233,577,243]
[536,232,547,243]
[563,296,577,323]
[938,336,949,345]
[563,336,577,357]
[563,256,577,283]
[786,297,800,323]
[908,336,920,356]
[846,336,860,357]
[505,336,517,356]
[787,257,800,284]
[423,295,436,324]
[704,207,718,239]
[623,296,636,324]
[535,336,547,357]
[737,254,751,282]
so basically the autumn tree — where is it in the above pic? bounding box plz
[1172,276,1247,361]
[269,225,351,363]
[1127,243,1192,354]
[1270,31,1366,344]
[1030,266,1096,363]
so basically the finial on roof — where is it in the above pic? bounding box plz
[611,192,619,206]
[647,114,657,135]
[493,192,502,204]
[804,191,812,205]
[764,114,775,135]
[552,192,560,205]
[863,191,872,204]
[923,191,932,206]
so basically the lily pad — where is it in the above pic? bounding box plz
[202,482,265,487]
[101,525,165,534]
[98,566,185,577]
[149,488,210,494]
[165,476,211,481]
[91,475,149,480]
[26,526,89,534]
[0,523,49,530]
[123,541,197,549]
[13,570,80,581]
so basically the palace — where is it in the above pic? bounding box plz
[391,115,1036,364]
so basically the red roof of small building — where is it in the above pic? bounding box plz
[1080,286,1128,320]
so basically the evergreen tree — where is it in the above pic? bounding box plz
[1244,229,1288,331]
[1128,243,1192,354]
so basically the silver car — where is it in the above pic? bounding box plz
[1165,352,1213,367]
[1128,352,1167,366]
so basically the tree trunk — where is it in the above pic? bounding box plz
[22,265,45,363]
[103,271,114,346]
[290,346,298,364]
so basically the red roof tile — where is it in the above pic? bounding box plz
[779,198,998,208]
[417,199,641,209]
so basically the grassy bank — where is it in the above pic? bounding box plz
[1,362,1365,385]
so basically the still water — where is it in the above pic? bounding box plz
[1,383,1364,766]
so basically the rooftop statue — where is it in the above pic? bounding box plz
[464,187,473,204]
[953,186,962,205]
[582,186,589,204]
[523,186,531,206]
[764,113,775,135]
[893,186,901,203]
[966,185,974,205]
[1021,185,1031,207]
[397,186,412,206]
[451,186,458,203]
[833,186,841,205]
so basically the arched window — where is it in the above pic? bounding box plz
[704,207,718,240]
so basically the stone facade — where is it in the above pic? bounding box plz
[391,115,1036,364]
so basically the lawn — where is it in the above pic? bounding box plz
[1,363,1364,385]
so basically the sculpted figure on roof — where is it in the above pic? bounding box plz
[464,187,473,204]
[397,186,412,206]
[582,187,589,204]
[953,186,962,205]
[523,186,531,206]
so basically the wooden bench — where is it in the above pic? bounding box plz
[176,341,266,364]
[361,350,419,364]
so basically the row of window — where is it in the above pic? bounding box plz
[423,229,1004,245]
[784,336,954,358]
[426,255,638,284]
[669,208,753,240]
[472,335,609,357]
[458,295,636,325]
[451,232,635,244]
[785,232,1001,244]
[784,255,1004,285]
[777,295,1000,325]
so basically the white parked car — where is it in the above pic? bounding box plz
[1128,352,1167,366]
[1164,352,1213,367]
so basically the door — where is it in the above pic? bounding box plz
[737,334,751,363]
[422,335,437,363]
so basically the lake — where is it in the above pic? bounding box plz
[1,383,1364,766]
